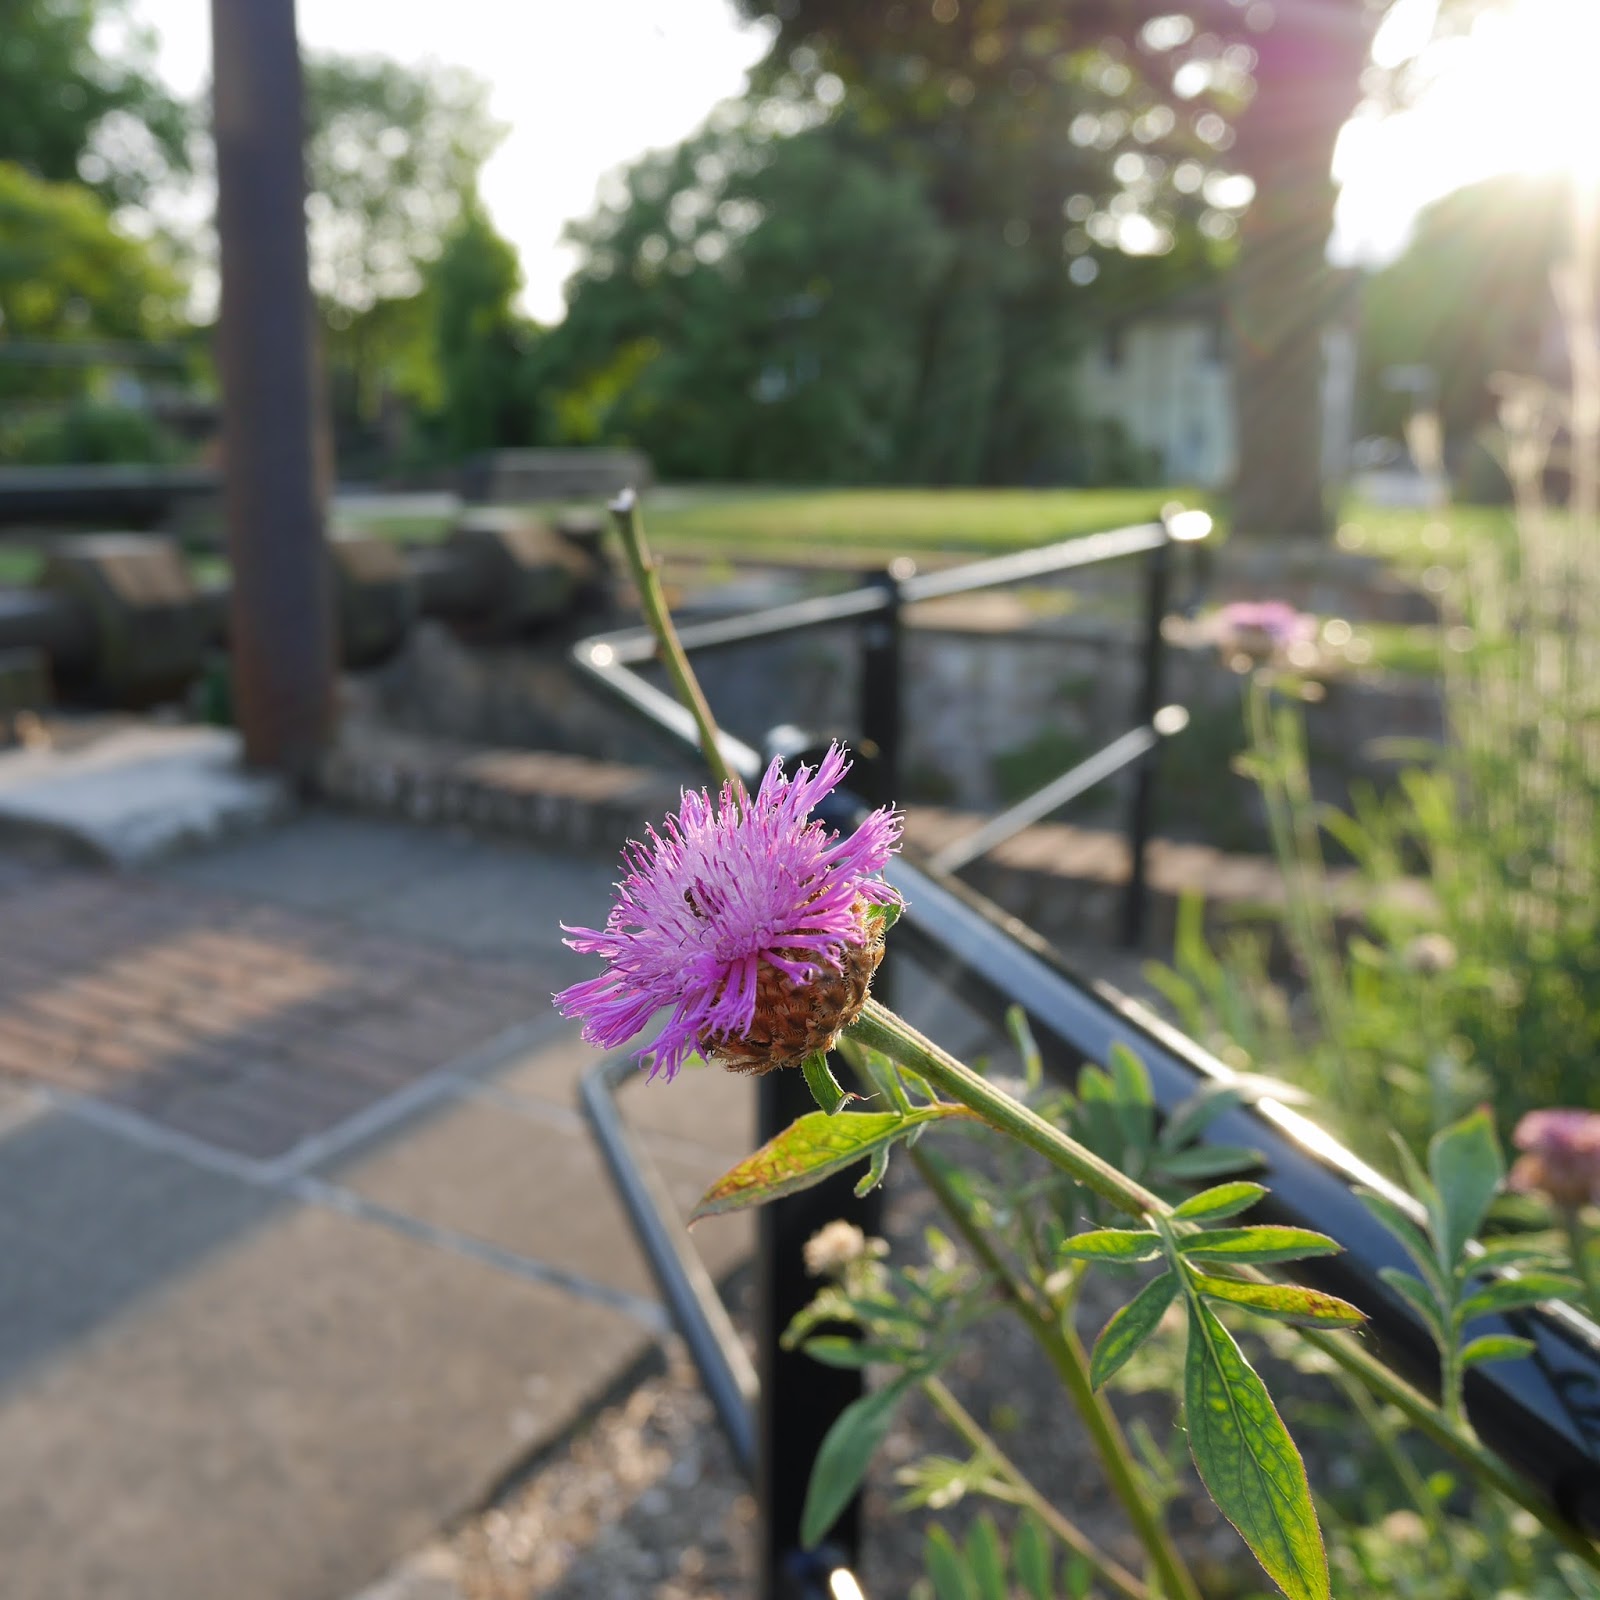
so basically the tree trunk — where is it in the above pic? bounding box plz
[1229,0,1374,541]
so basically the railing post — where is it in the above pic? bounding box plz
[859,561,910,809]
[210,0,336,778]
[757,721,889,1598]
[1120,532,1171,948]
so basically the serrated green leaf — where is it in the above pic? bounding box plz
[802,1051,853,1115]
[1057,1228,1164,1263]
[1185,1298,1330,1600]
[1014,1515,1054,1600]
[1429,1109,1504,1269]
[1006,1004,1043,1094]
[1379,1267,1449,1339]
[801,1375,915,1549]
[1091,1270,1181,1388]
[966,1514,1007,1600]
[1459,1333,1537,1367]
[1193,1274,1365,1329]
[1174,1181,1268,1222]
[865,897,903,932]
[925,1526,975,1600]
[1457,1272,1581,1323]
[692,1106,958,1221]
[1157,1144,1265,1179]
[1180,1226,1341,1265]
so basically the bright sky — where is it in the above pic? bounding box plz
[129,0,773,321]
[128,0,1583,319]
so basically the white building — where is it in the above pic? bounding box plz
[1073,283,1358,490]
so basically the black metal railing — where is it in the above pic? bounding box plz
[572,513,1600,1600]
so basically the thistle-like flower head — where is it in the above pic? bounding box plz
[555,744,901,1081]
[1509,1108,1600,1210]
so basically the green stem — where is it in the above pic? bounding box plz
[921,1375,1154,1600]
[848,997,1600,1573]
[912,1143,1203,1600]
[1299,1325,1600,1572]
[1566,1207,1600,1326]
[850,1001,1168,1218]
[608,489,741,796]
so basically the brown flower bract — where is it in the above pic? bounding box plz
[702,909,886,1076]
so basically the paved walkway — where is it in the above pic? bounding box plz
[0,812,760,1600]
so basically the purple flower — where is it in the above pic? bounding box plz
[1509,1109,1600,1210]
[1207,600,1318,659]
[555,744,901,1081]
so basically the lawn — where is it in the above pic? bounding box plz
[335,483,1197,568]
[640,485,1185,560]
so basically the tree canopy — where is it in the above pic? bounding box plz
[0,0,188,206]
[303,53,503,322]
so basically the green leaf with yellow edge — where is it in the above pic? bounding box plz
[1174,1181,1268,1223]
[691,1106,961,1222]
[1090,1270,1180,1389]
[1185,1298,1330,1600]
[1056,1228,1165,1263]
[1179,1226,1340,1265]
[1192,1273,1366,1329]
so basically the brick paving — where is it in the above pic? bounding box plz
[0,862,541,1160]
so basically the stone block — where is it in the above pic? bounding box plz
[39,535,207,707]
[445,508,606,639]
[329,531,418,669]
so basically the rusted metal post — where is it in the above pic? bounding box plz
[211,0,335,777]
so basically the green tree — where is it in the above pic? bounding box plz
[545,110,958,481]
[424,194,539,458]
[303,54,503,321]
[0,160,182,360]
[734,0,1486,536]
[0,0,188,206]
[297,53,503,468]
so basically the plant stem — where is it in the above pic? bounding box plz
[1566,1207,1600,1326]
[920,1374,1155,1600]
[850,1000,1168,1217]
[1298,1326,1600,1572]
[910,1140,1203,1600]
[608,488,742,796]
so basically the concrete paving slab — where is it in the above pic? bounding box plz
[330,1093,752,1303]
[0,724,289,866]
[0,1110,278,1390]
[160,813,460,913]
[0,1198,650,1600]
[615,1059,758,1160]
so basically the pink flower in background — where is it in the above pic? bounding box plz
[555,744,901,1081]
[1207,600,1318,658]
[1509,1109,1600,1210]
